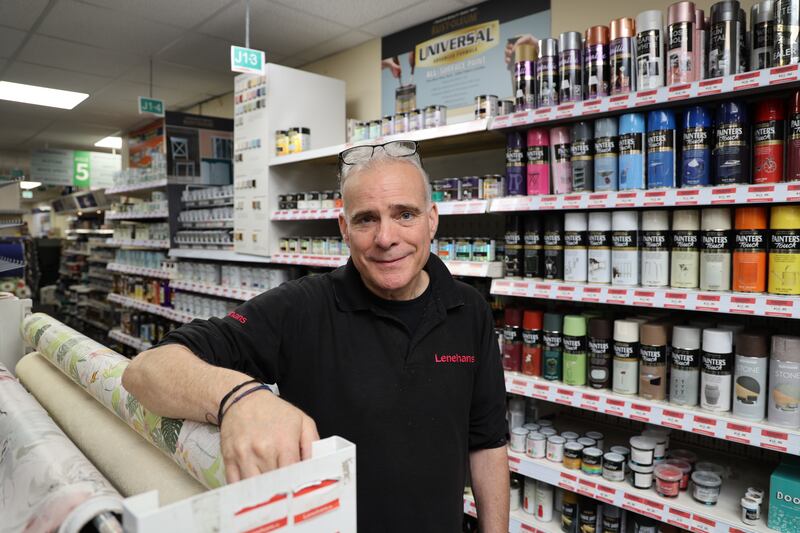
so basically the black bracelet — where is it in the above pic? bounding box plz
[215,379,259,427]
[220,384,274,426]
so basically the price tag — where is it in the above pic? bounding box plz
[639,497,665,519]
[632,290,655,307]
[587,193,609,209]
[466,201,487,214]
[532,383,550,400]
[733,71,761,90]
[510,111,532,127]
[769,64,800,84]
[491,114,511,129]
[643,190,668,206]
[622,493,646,515]
[725,422,753,444]
[556,103,576,119]
[697,78,723,96]
[509,378,529,396]
[594,484,616,504]
[558,472,578,491]
[661,409,686,430]
[630,403,652,422]
[667,84,691,101]
[539,195,558,209]
[465,500,477,517]
[728,296,756,315]
[746,184,776,203]
[508,455,521,472]
[709,186,737,204]
[533,107,552,122]
[615,191,638,207]
[765,298,795,318]
[606,398,625,417]
[582,99,602,115]
[695,294,721,312]
[555,387,575,406]
[690,514,716,533]
[692,415,718,437]
[577,479,596,498]
[788,183,800,202]
[562,194,583,210]
[664,291,687,309]
[510,281,534,298]
[580,393,601,411]
[519,524,540,533]
[667,507,692,529]
[581,286,602,302]
[534,283,552,300]
[606,289,627,305]
[634,89,658,107]
[608,95,629,111]
[761,429,789,452]
[556,285,576,301]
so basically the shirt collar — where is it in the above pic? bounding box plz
[331,253,463,312]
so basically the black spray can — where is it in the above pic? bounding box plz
[774,0,800,66]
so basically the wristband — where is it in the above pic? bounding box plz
[220,384,274,427]
[214,379,259,427]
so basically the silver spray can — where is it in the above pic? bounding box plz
[751,1,776,70]
[768,335,800,428]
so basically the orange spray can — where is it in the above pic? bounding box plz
[733,207,768,292]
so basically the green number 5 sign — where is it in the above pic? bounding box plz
[73,151,91,187]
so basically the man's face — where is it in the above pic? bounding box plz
[338,159,438,300]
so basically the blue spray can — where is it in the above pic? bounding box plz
[714,101,751,185]
[647,109,677,189]
[682,106,713,187]
[594,118,619,191]
[618,113,646,190]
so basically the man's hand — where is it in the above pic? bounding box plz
[220,389,320,484]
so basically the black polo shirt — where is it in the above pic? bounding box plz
[159,253,507,532]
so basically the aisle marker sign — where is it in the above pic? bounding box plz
[138,96,164,117]
[72,151,90,187]
[231,46,265,75]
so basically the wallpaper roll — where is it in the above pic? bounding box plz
[16,352,206,504]
[21,313,226,489]
[0,362,123,533]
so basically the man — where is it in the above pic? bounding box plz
[122,140,509,532]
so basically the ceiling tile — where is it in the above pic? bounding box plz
[31,121,121,148]
[75,0,234,30]
[90,79,208,112]
[198,0,349,57]
[18,34,141,78]
[270,0,415,29]
[0,26,26,58]
[123,61,236,95]
[157,33,232,74]
[0,0,49,31]
[4,61,114,93]
[361,0,464,37]
[38,0,182,56]
[290,30,374,65]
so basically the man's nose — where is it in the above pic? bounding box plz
[374,218,399,249]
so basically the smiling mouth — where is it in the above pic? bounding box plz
[372,255,408,265]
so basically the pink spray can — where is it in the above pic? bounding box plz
[550,126,573,194]
[527,128,551,195]
[667,1,698,84]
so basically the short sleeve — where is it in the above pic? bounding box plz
[468,305,508,450]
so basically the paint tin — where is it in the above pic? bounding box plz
[471,238,495,262]
[665,459,692,490]
[535,481,554,522]
[437,238,455,261]
[546,435,566,462]
[691,471,722,505]
[455,238,472,261]
[510,427,528,452]
[655,464,683,497]
[524,477,537,515]
[630,461,656,489]
[393,112,409,134]
[582,447,603,475]
[408,109,422,131]
[381,115,394,136]
[423,105,447,129]
[603,452,626,481]
[564,442,584,469]
[474,94,499,119]
[527,431,547,458]
[629,436,658,465]
[562,431,580,442]
[482,174,505,199]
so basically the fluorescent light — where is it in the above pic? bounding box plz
[95,136,122,149]
[19,180,42,190]
[0,81,88,109]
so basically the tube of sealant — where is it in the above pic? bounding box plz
[571,121,594,192]
[594,118,618,191]
[682,106,713,187]
[618,113,646,190]
[647,109,677,189]
[551,126,573,194]
[636,10,665,90]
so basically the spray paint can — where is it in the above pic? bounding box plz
[751,1,776,70]
[588,211,612,284]
[733,331,770,421]
[768,335,800,428]
[671,209,701,288]
[667,1,698,84]
[769,205,800,294]
[700,207,733,291]
[709,1,743,78]
[559,31,584,103]
[640,323,670,401]
[789,91,800,181]
[682,106,713,187]
[589,318,613,389]
[611,17,637,95]
[543,312,563,381]
[585,25,610,98]
[738,8,748,72]
[504,214,524,278]
[611,210,640,286]
[571,122,594,192]
[503,307,524,372]
[523,310,544,376]
[613,319,640,395]
[619,113,646,190]
[563,315,588,386]
[641,210,671,287]
[774,0,800,66]
[594,118,619,191]
[733,207,769,292]
[647,110,677,189]
[671,325,702,406]
[696,8,709,78]
[551,126,572,194]
[701,329,734,413]
[537,38,559,108]
[636,10,665,89]
[524,214,544,278]
[754,99,786,184]
[507,131,527,195]
[714,101,750,185]
[564,212,588,282]
[514,42,537,112]
[544,213,565,280]
[527,128,551,195]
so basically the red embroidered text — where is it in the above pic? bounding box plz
[434,353,475,363]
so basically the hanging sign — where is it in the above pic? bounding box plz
[138,96,165,117]
[231,45,265,75]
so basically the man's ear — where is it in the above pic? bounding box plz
[428,202,439,240]
[338,212,349,245]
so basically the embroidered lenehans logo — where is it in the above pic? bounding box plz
[434,353,475,363]
[227,311,247,324]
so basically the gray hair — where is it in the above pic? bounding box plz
[338,152,433,214]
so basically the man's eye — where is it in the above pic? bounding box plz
[355,215,376,224]
[400,212,414,221]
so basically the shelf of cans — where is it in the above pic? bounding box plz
[270,252,349,269]
[346,104,448,144]
[168,248,270,263]
[105,239,170,249]
[169,280,261,302]
[105,178,168,196]
[107,262,174,279]
[106,195,169,220]
[105,209,169,220]
[180,185,234,208]
[271,200,490,221]
[107,293,195,324]
[108,329,152,352]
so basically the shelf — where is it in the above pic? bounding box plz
[104,178,168,195]
[66,228,114,235]
[107,262,173,279]
[270,252,348,268]
[490,65,800,131]
[170,279,261,301]
[446,260,504,278]
[435,200,489,215]
[168,248,268,263]
[183,197,233,208]
[108,329,152,352]
[68,285,92,294]
[106,210,168,220]
[505,371,800,456]
[270,200,490,221]
[489,182,800,213]
[491,279,800,319]
[463,495,561,533]
[107,293,195,323]
[106,239,170,249]
[507,449,768,533]
[63,249,90,256]
[179,219,233,229]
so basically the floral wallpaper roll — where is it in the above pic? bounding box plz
[0,363,122,532]
[21,313,225,489]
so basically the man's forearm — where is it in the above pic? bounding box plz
[122,344,253,423]
[469,446,510,533]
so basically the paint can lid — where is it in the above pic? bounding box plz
[703,328,733,354]
[672,209,700,231]
[585,431,603,441]
[642,210,669,231]
[565,212,588,231]
[611,17,636,40]
[641,323,669,346]
[711,0,740,23]
[565,441,584,452]
[577,437,597,448]
[594,117,618,136]
[665,459,692,473]
[564,315,587,337]
[544,212,564,233]
[585,25,610,45]
[647,109,676,130]
[583,446,603,458]
[655,463,684,481]
[515,42,537,63]
[668,1,696,25]
[523,309,543,330]
[672,325,701,350]
[755,98,786,122]
[543,312,563,333]
[562,431,580,441]
[614,319,639,342]
[527,127,549,145]
[695,8,707,28]
[701,207,732,230]
[735,331,770,358]
[751,1,775,25]
[636,9,663,32]
[512,427,529,436]
[610,445,630,456]
[571,120,593,140]
[717,323,745,345]
[691,470,722,488]
[550,125,571,142]
[603,452,625,464]
[630,435,658,451]
[618,112,645,134]
[559,31,583,51]
[588,211,612,231]
[612,210,638,231]
[589,317,613,339]
[735,207,768,230]
[538,38,558,58]
[629,460,655,473]
[504,306,523,326]
[771,205,800,229]
[772,335,800,362]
